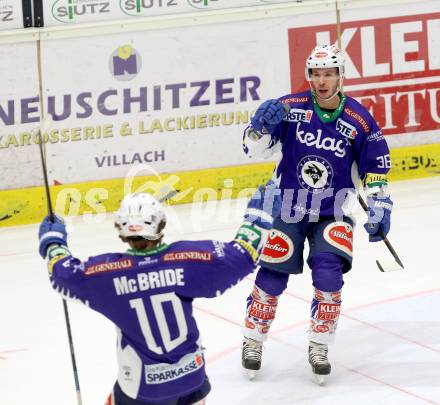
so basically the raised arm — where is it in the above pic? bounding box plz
[243,99,288,159]
[178,181,282,298]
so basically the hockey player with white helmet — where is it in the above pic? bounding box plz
[305,44,345,101]
[115,192,167,241]
[38,185,281,404]
[241,44,393,384]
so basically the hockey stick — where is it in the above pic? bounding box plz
[37,114,84,405]
[358,195,404,272]
[157,188,178,203]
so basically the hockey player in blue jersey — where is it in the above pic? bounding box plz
[240,44,393,383]
[38,185,281,404]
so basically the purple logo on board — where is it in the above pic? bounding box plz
[109,45,142,81]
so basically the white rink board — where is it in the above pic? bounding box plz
[0,41,41,189]
[0,0,24,30]
[43,0,303,26]
[38,9,335,185]
[1,0,439,192]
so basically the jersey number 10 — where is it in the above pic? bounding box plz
[130,293,188,354]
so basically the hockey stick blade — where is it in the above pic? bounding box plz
[376,259,403,272]
[358,195,405,272]
[372,234,405,272]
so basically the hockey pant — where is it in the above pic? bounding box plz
[105,379,210,405]
[243,253,344,344]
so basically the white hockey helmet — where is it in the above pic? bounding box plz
[305,44,345,81]
[115,193,166,240]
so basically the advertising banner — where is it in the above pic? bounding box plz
[288,0,440,148]
[0,0,24,30]
[0,41,41,190]
[23,9,334,186]
[43,0,300,26]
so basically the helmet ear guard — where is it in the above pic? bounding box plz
[115,193,167,241]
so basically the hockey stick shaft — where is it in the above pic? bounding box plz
[37,126,54,221]
[37,116,83,405]
[358,195,404,269]
[158,189,178,203]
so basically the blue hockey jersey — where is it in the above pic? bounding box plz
[245,91,390,218]
[47,239,255,402]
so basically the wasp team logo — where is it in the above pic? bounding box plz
[297,155,333,194]
[260,229,294,264]
[51,0,111,23]
[119,0,178,16]
[109,45,142,81]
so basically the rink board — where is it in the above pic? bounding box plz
[1,0,440,227]
[1,143,440,227]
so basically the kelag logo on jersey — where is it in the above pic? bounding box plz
[296,123,346,158]
[336,118,357,139]
[285,108,313,123]
[51,0,111,23]
[109,45,142,81]
[119,0,178,16]
[297,155,333,194]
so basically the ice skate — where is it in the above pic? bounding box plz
[308,341,331,385]
[242,337,263,380]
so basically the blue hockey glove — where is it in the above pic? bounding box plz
[38,215,68,258]
[244,180,282,230]
[363,196,393,242]
[251,99,287,134]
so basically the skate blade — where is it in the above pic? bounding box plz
[312,373,326,386]
[246,370,257,380]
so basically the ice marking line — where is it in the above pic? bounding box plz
[281,288,440,354]
[0,251,34,257]
[272,334,439,405]
[343,312,440,354]
[245,275,440,314]
[344,367,439,405]
[197,287,440,365]
[0,348,28,360]
[207,345,240,364]
[344,288,440,312]
[196,284,440,366]
[194,305,241,327]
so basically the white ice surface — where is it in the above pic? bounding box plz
[1,177,439,405]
